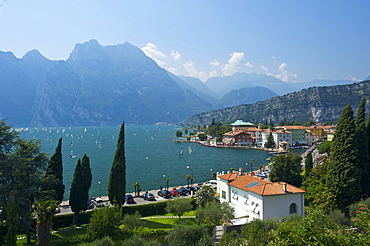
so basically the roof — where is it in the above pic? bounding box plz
[283,125,307,130]
[230,120,256,126]
[219,172,305,196]
[223,131,252,137]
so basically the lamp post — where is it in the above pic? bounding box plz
[98,180,101,198]
[162,174,166,190]
[187,166,193,185]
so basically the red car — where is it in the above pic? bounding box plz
[170,189,180,197]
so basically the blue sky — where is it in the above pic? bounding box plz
[1,0,369,83]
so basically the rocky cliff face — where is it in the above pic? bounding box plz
[186,81,370,125]
[26,40,213,126]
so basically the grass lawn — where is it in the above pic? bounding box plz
[16,211,197,244]
[16,226,88,245]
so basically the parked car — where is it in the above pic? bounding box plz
[94,197,105,207]
[184,186,196,194]
[204,180,217,189]
[157,190,171,198]
[143,192,155,201]
[177,187,189,196]
[193,186,201,192]
[125,194,135,204]
[170,189,180,197]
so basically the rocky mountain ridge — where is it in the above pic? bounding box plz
[185,81,370,126]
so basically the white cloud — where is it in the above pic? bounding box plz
[261,65,269,71]
[170,50,181,61]
[210,59,220,67]
[209,70,218,78]
[183,60,208,82]
[167,67,179,75]
[274,63,297,82]
[222,52,245,76]
[245,61,254,68]
[141,43,167,66]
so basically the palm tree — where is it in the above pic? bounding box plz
[185,174,191,187]
[32,200,58,246]
[166,178,171,190]
[250,159,255,173]
[132,182,141,197]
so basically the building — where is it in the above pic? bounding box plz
[229,120,258,131]
[281,125,307,145]
[218,169,305,224]
[261,128,293,147]
[222,131,255,146]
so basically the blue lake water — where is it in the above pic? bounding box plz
[18,125,270,200]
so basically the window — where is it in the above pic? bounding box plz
[289,203,297,214]
[222,190,226,199]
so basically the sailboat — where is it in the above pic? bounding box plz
[188,146,193,155]
[179,148,184,157]
[70,150,76,158]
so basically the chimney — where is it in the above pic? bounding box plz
[238,167,243,175]
[282,183,287,192]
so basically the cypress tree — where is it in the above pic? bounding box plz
[69,154,91,225]
[41,137,65,202]
[108,122,126,205]
[304,152,313,179]
[326,104,360,211]
[356,97,370,197]
[264,132,276,149]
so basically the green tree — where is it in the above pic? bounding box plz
[194,185,216,207]
[121,211,143,230]
[166,224,213,246]
[264,132,275,149]
[317,140,332,155]
[3,137,48,244]
[304,151,313,179]
[108,122,126,205]
[197,201,234,225]
[326,104,361,211]
[356,97,370,197]
[269,153,302,187]
[239,218,278,246]
[176,130,183,138]
[197,133,207,141]
[32,200,58,246]
[87,206,122,239]
[132,181,141,197]
[185,174,192,187]
[69,154,92,225]
[5,191,17,246]
[165,197,193,219]
[41,137,65,202]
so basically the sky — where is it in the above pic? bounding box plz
[1,0,370,83]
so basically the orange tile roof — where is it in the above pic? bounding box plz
[283,125,307,130]
[219,172,305,196]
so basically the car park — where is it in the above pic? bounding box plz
[157,190,172,198]
[125,194,135,204]
[143,192,155,201]
[193,186,201,192]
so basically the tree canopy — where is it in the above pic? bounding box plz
[108,122,126,205]
[269,153,302,187]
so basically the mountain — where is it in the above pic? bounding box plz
[178,75,217,98]
[204,73,297,97]
[214,86,278,109]
[185,80,370,126]
[1,40,214,126]
[291,79,354,91]
[29,40,213,126]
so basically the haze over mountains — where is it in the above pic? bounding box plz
[0,39,366,126]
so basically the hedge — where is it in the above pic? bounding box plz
[52,200,170,229]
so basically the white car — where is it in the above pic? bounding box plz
[94,198,105,207]
[205,180,217,189]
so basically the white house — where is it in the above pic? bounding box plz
[218,169,305,224]
[261,129,293,147]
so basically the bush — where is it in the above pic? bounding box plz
[122,201,168,217]
[52,210,94,229]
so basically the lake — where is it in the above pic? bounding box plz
[18,125,270,200]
